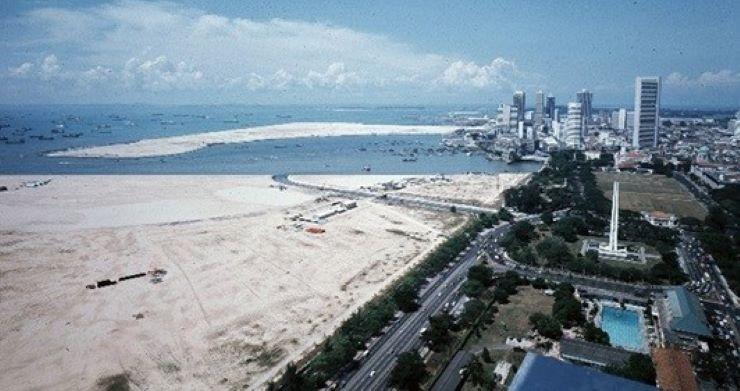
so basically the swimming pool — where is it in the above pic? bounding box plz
[599,304,646,352]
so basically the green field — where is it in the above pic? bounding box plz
[464,286,553,350]
[596,172,707,219]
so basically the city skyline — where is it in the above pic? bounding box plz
[0,0,738,106]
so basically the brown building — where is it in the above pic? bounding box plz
[652,347,698,391]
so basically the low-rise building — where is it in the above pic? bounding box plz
[641,211,677,228]
[652,347,699,391]
[560,338,633,368]
[657,286,712,349]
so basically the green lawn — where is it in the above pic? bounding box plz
[595,172,707,219]
[465,286,554,350]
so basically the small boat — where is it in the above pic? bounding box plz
[62,132,83,138]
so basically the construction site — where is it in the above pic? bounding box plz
[0,173,524,390]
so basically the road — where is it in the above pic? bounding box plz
[272,174,500,215]
[340,223,511,390]
[430,351,472,391]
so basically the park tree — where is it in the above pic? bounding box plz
[468,264,494,287]
[552,295,585,327]
[498,207,513,222]
[462,279,485,297]
[583,322,610,345]
[459,299,486,327]
[421,314,454,352]
[277,363,307,391]
[394,281,419,312]
[605,354,656,385]
[529,313,563,339]
[466,357,492,389]
[390,352,428,391]
[536,236,574,265]
[482,347,493,363]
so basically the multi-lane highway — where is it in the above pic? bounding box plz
[272,174,500,215]
[340,223,511,390]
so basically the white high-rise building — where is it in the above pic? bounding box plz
[513,91,526,123]
[617,108,627,130]
[534,90,545,126]
[633,77,661,148]
[564,102,583,149]
[496,103,519,132]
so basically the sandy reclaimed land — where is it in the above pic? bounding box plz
[0,175,462,390]
[292,172,531,208]
[48,122,460,159]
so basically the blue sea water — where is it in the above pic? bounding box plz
[600,305,646,352]
[0,104,540,174]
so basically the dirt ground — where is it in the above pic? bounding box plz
[596,172,707,219]
[0,175,462,390]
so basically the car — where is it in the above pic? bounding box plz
[369,370,376,378]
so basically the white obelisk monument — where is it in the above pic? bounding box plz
[608,181,619,251]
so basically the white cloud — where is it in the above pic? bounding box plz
[40,54,60,79]
[8,62,33,77]
[121,55,204,91]
[436,58,519,89]
[666,70,740,87]
[1,1,528,101]
[304,62,362,89]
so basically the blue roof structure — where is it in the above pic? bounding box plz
[509,353,656,391]
[665,286,712,337]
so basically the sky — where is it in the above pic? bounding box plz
[0,0,738,107]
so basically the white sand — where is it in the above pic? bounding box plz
[48,122,460,158]
[0,175,461,390]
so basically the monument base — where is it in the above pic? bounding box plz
[581,240,646,264]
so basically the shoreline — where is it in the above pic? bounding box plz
[47,122,462,159]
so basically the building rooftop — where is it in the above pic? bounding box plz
[560,338,634,367]
[665,286,712,337]
[509,353,656,391]
[652,347,699,391]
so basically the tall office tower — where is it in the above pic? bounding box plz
[534,90,545,126]
[617,108,627,130]
[564,102,583,149]
[513,91,526,123]
[546,94,556,119]
[576,89,593,123]
[632,76,661,148]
